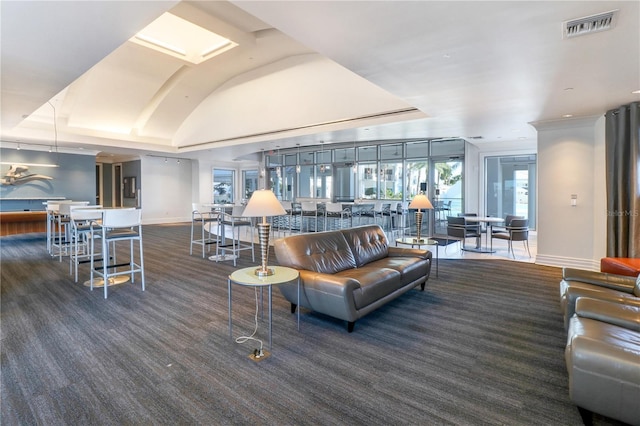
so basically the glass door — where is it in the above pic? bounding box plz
[332,164,355,202]
[431,158,463,236]
[485,155,536,229]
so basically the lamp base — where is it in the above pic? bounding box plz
[248,349,270,362]
[254,267,275,277]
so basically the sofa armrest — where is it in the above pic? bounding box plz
[387,246,432,261]
[562,286,640,330]
[576,297,640,332]
[562,267,636,293]
[298,270,361,297]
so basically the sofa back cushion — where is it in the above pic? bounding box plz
[340,225,389,267]
[274,231,357,274]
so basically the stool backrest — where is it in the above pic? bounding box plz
[70,205,103,222]
[58,201,90,216]
[102,208,140,228]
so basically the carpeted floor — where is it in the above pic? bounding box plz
[0,224,626,425]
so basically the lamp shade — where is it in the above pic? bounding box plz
[241,189,286,218]
[408,193,433,210]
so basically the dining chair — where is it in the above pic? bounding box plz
[446,216,480,251]
[491,214,524,235]
[91,208,144,299]
[491,218,531,258]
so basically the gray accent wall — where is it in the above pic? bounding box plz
[0,149,95,211]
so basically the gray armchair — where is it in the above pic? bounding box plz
[446,216,480,250]
[491,218,530,258]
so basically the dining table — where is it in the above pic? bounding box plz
[461,216,504,253]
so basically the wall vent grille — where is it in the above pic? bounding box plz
[564,10,617,38]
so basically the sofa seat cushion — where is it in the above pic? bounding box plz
[601,257,640,277]
[337,267,401,309]
[370,257,428,285]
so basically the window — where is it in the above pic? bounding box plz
[242,170,258,202]
[357,163,377,199]
[379,161,403,199]
[213,168,235,204]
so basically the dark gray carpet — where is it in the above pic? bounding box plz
[0,225,626,425]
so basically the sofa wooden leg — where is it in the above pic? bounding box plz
[347,321,355,333]
[577,406,593,426]
[290,303,297,314]
[420,282,426,291]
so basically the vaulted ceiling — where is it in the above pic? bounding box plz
[1,1,638,161]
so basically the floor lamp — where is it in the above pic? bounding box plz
[241,189,286,277]
[408,193,433,243]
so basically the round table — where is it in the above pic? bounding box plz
[228,266,300,352]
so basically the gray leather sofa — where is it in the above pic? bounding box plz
[565,297,640,426]
[274,224,432,332]
[560,268,640,425]
[560,267,640,329]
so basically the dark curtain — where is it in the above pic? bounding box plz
[605,101,640,257]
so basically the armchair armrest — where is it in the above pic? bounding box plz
[561,286,640,330]
[575,297,640,332]
[562,267,636,293]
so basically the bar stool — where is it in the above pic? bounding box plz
[45,201,60,255]
[214,206,255,266]
[91,208,144,299]
[68,205,103,282]
[190,203,219,258]
[54,201,90,260]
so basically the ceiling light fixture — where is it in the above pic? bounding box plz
[131,13,238,65]
[134,34,187,56]
[201,40,232,58]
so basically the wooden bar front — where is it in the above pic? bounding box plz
[0,211,47,236]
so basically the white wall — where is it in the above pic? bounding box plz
[533,115,606,270]
[140,156,193,224]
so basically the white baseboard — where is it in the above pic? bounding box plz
[142,216,191,225]
[535,254,600,271]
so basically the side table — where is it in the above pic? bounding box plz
[228,266,300,352]
[395,237,438,277]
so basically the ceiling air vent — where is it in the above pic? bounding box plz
[564,10,617,38]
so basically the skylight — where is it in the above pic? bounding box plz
[130,12,237,65]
